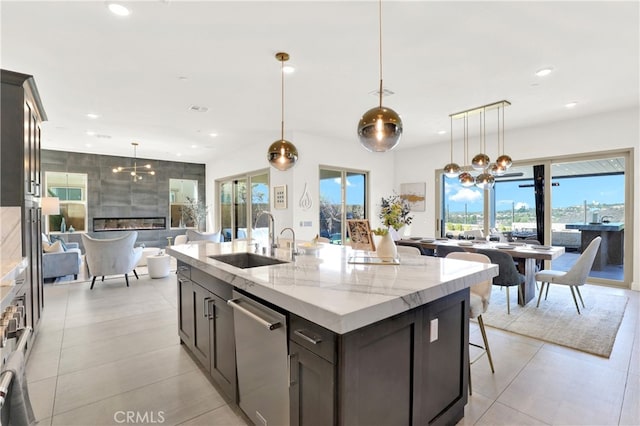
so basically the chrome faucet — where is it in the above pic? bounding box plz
[280,227,298,260]
[255,211,277,256]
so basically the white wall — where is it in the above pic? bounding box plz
[394,106,639,290]
[206,130,395,242]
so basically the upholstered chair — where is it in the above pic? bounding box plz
[475,248,526,314]
[446,251,495,395]
[536,236,601,314]
[82,232,142,289]
[435,244,466,258]
[396,245,422,257]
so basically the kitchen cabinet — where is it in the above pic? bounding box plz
[175,261,237,402]
[289,290,469,426]
[1,69,47,336]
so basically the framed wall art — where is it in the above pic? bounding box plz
[400,182,426,212]
[346,219,376,251]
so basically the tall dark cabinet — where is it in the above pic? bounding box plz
[1,69,47,333]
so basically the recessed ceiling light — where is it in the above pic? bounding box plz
[86,130,96,136]
[209,133,218,138]
[189,105,209,113]
[535,67,554,77]
[85,143,93,147]
[191,145,198,149]
[282,65,295,74]
[176,153,182,157]
[86,113,99,119]
[108,3,130,16]
[565,101,578,108]
[437,130,447,135]
[178,76,188,81]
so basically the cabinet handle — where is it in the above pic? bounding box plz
[288,353,298,387]
[203,297,211,318]
[208,299,215,320]
[294,329,322,345]
[227,298,281,331]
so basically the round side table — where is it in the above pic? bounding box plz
[147,254,171,279]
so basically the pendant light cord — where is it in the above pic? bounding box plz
[378,0,383,108]
[281,57,285,140]
[450,116,454,162]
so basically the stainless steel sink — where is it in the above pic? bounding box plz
[209,252,288,269]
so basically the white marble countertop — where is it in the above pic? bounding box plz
[167,242,498,334]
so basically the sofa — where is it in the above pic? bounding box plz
[174,230,224,245]
[42,235,82,280]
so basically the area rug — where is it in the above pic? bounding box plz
[480,286,628,358]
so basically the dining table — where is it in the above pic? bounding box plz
[399,238,565,305]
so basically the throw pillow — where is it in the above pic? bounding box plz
[43,240,65,253]
[42,233,50,245]
[49,235,68,251]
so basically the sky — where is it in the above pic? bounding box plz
[318,172,625,214]
[445,174,625,213]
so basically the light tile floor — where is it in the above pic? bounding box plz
[28,274,639,425]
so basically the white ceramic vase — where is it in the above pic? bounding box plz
[376,232,398,260]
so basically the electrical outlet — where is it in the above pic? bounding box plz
[430,318,438,342]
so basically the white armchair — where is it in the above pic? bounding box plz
[81,232,143,289]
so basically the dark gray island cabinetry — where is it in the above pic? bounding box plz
[168,242,498,426]
[177,261,237,403]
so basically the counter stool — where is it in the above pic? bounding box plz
[147,254,171,278]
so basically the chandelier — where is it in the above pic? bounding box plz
[112,142,155,181]
[445,100,512,189]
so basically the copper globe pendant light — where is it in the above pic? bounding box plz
[475,110,495,189]
[267,52,298,171]
[458,114,475,187]
[495,103,513,171]
[471,110,490,171]
[443,116,461,178]
[357,0,403,152]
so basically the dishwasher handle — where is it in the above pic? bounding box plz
[227,298,281,331]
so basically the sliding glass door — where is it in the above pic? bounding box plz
[319,167,367,245]
[217,170,269,242]
[550,157,626,283]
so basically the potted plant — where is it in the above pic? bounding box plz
[379,194,413,240]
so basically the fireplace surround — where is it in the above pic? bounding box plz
[93,217,166,232]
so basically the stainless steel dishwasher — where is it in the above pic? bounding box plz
[228,290,289,426]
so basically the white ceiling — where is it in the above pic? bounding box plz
[2,1,638,164]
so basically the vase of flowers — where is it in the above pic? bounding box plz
[379,194,413,241]
[372,227,397,260]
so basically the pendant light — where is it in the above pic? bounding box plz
[475,110,495,189]
[495,103,513,170]
[357,0,403,152]
[458,114,475,187]
[471,110,490,171]
[443,116,461,178]
[267,52,298,171]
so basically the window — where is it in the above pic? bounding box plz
[438,151,631,286]
[169,179,198,228]
[319,167,368,245]
[45,172,88,233]
[441,175,486,238]
[218,170,269,242]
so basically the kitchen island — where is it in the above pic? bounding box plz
[168,241,497,426]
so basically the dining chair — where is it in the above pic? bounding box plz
[535,236,601,314]
[435,244,466,258]
[446,252,495,395]
[475,248,526,314]
[396,245,422,257]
